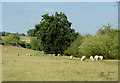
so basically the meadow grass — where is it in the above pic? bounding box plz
[19,36,32,43]
[2,45,118,81]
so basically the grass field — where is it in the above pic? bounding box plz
[1,36,31,43]
[2,45,118,81]
[19,36,31,43]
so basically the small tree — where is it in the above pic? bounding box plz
[27,29,35,37]
[21,33,25,36]
[30,37,41,50]
[97,24,111,35]
[2,31,5,36]
[65,34,83,57]
[3,34,20,46]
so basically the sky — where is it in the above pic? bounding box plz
[1,2,118,35]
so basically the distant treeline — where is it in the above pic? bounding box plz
[0,32,41,51]
[0,31,25,36]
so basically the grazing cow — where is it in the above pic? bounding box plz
[90,56,94,61]
[94,55,99,61]
[29,54,32,56]
[70,55,73,59]
[53,54,55,56]
[26,54,29,56]
[58,54,61,56]
[16,53,19,56]
[98,56,103,61]
[81,56,86,61]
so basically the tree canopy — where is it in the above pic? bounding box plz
[27,29,35,37]
[34,12,79,55]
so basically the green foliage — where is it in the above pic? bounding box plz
[18,41,26,48]
[5,32,11,36]
[97,24,111,35]
[0,37,2,40]
[65,25,118,59]
[30,37,41,50]
[3,34,20,46]
[25,43,31,49]
[2,31,5,36]
[78,33,118,59]
[0,31,1,36]
[21,33,25,36]
[0,31,26,36]
[0,37,2,45]
[27,29,35,37]
[65,35,83,57]
[13,33,20,36]
[34,12,79,55]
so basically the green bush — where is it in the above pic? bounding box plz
[65,35,83,57]
[18,41,26,48]
[3,34,20,46]
[78,33,118,59]
[0,37,2,45]
[30,37,41,50]
[65,25,118,59]
[25,43,31,49]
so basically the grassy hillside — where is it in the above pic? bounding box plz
[19,36,32,43]
[1,36,31,43]
[2,45,118,81]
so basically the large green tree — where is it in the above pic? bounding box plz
[35,12,79,55]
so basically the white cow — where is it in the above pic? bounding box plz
[94,55,99,61]
[29,54,32,56]
[70,55,73,59]
[81,56,86,61]
[16,53,19,56]
[58,54,61,56]
[90,56,94,61]
[26,54,29,56]
[98,56,103,60]
[52,54,55,56]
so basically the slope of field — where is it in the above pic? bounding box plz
[2,45,118,81]
[19,36,31,43]
[1,36,31,44]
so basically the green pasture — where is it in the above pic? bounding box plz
[2,45,118,81]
